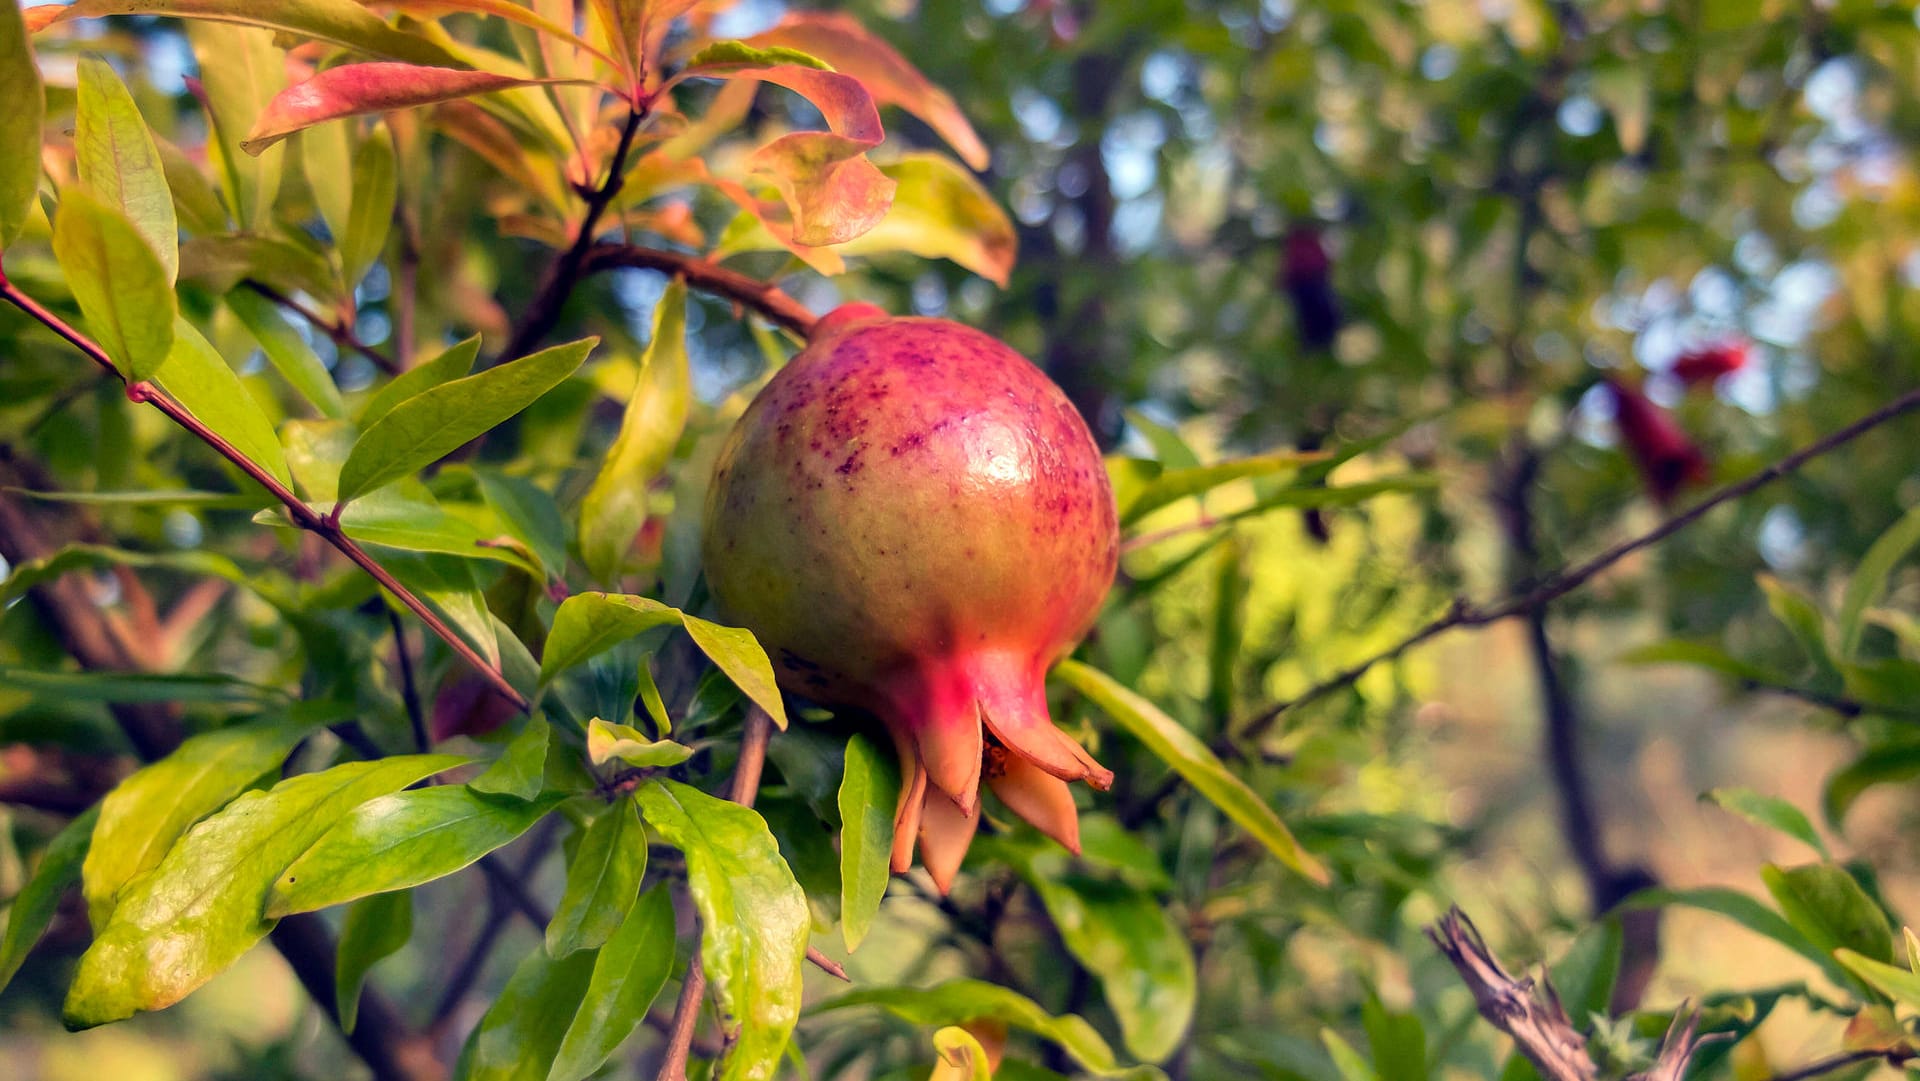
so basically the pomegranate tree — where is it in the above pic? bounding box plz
[703,303,1119,891]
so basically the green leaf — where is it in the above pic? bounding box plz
[153,318,295,490]
[340,121,396,287]
[637,779,809,1081]
[546,796,645,958]
[226,286,347,418]
[686,41,833,71]
[184,20,285,234]
[579,278,689,583]
[1627,885,1847,990]
[1705,787,1829,858]
[584,717,694,768]
[1840,506,1920,659]
[811,979,1151,1078]
[471,716,551,801]
[1760,574,1840,689]
[335,890,412,1035]
[1547,919,1620,1021]
[548,885,676,1081]
[837,732,899,952]
[463,938,600,1081]
[0,542,274,611]
[1052,660,1327,884]
[1321,1029,1382,1081]
[268,783,557,917]
[301,121,353,252]
[636,658,670,735]
[1120,450,1326,526]
[681,614,789,730]
[473,468,569,580]
[180,233,339,302]
[931,1026,996,1080]
[1614,639,1777,683]
[54,0,459,65]
[336,337,596,504]
[1836,949,1920,1011]
[156,134,229,235]
[0,665,280,705]
[1359,997,1426,1081]
[64,754,460,1027]
[74,56,177,281]
[0,806,98,995]
[1762,863,1894,968]
[51,188,176,380]
[1024,867,1195,1063]
[3,488,262,509]
[82,718,310,930]
[1825,742,1920,827]
[0,2,43,249]
[377,551,501,669]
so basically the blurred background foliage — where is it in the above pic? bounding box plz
[5,0,1920,1079]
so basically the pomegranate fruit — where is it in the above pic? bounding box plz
[702,303,1118,891]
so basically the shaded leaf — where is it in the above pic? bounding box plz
[1052,660,1326,884]
[268,783,559,916]
[0,2,44,248]
[1024,866,1195,1063]
[1614,639,1776,683]
[837,732,899,952]
[302,120,353,251]
[471,715,551,800]
[336,337,596,504]
[1705,787,1828,858]
[0,806,97,995]
[540,593,788,727]
[1762,862,1893,970]
[548,885,676,1081]
[64,755,460,1027]
[473,468,568,580]
[1839,506,1920,659]
[546,796,645,958]
[75,55,177,280]
[637,779,809,1081]
[82,719,310,930]
[0,665,280,705]
[1825,741,1920,827]
[1626,885,1848,990]
[579,278,689,583]
[226,286,347,418]
[51,189,175,380]
[341,121,397,288]
[464,938,599,1081]
[1321,1030,1381,1081]
[180,233,338,301]
[185,21,285,233]
[335,890,412,1034]
[1759,574,1840,689]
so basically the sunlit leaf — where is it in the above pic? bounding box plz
[75,56,177,280]
[1836,949,1920,1011]
[470,715,552,800]
[584,717,694,768]
[548,885,675,1081]
[744,12,990,170]
[1825,741,1920,827]
[244,64,569,154]
[837,732,899,952]
[1029,864,1193,1062]
[51,189,175,380]
[685,41,831,71]
[180,233,339,301]
[336,337,595,505]
[82,718,310,930]
[1704,787,1828,859]
[361,334,480,427]
[268,783,559,916]
[930,1026,996,1080]
[1053,661,1326,884]
[541,592,788,728]
[64,755,460,1027]
[1762,862,1893,971]
[156,135,229,235]
[812,979,1153,1078]
[153,318,295,490]
[335,890,412,1034]
[579,278,689,583]
[637,779,809,1081]
[0,2,44,249]
[226,286,346,418]
[680,615,789,731]
[185,21,285,234]
[546,796,645,958]
[1120,450,1327,526]
[0,807,97,995]
[50,0,457,66]
[302,120,353,251]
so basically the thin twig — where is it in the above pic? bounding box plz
[390,610,428,753]
[500,108,651,361]
[244,279,397,375]
[806,946,850,982]
[1238,385,1920,739]
[0,273,527,711]
[1740,676,1920,721]
[1767,1048,1914,1081]
[654,709,778,1081]
[578,245,819,339]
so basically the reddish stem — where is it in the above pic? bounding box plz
[0,278,528,712]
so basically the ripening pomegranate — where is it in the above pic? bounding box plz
[1605,378,1709,505]
[703,303,1118,892]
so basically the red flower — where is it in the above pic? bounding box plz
[1605,379,1709,504]
[1670,340,1749,388]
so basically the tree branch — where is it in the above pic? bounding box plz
[244,279,397,376]
[654,708,776,1081]
[501,108,652,361]
[0,273,527,712]
[579,245,818,338]
[1238,384,1920,739]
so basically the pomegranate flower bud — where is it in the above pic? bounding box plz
[1670,339,1749,388]
[704,304,1118,892]
[1604,378,1709,504]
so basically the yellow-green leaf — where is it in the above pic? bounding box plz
[185,20,285,234]
[226,286,347,418]
[0,2,44,248]
[74,56,177,281]
[579,278,689,583]
[152,318,294,490]
[51,188,175,380]
[546,796,645,958]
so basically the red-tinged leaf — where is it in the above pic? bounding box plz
[428,100,569,212]
[244,63,578,154]
[744,12,989,170]
[677,64,893,246]
[380,0,618,70]
[22,6,64,33]
[588,0,699,82]
[710,175,846,276]
[43,0,458,66]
